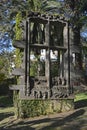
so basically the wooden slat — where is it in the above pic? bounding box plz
[30,44,67,51]
[9,85,25,90]
[12,68,25,76]
[13,41,67,51]
[30,44,48,49]
[13,40,25,49]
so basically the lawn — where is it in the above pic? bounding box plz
[0,95,15,128]
[74,92,87,102]
[0,95,14,114]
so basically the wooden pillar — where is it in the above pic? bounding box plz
[58,51,60,77]
[63,23,68,79]
[27,19,31,96]
[25,20,28,95]
[67,22,70,92]
[62,51,64,77]
[45,20,51,92]
[25,20,30,96]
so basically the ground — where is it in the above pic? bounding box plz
[0,94,87,130]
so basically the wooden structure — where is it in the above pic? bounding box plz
[10,12,73,99]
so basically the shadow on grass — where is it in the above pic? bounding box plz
[0,125,35,130]
[75,99,87,109]
[0,112,14,122]
[40,109,85,130]
[0,109,85,130]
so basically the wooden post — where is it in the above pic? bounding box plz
[25,20,31,96]
[45,19,51,96]
[25,20,28,95]
[62,51,64,77]
[67,22,70,93]
[58,51,60,77]
[63,23,68,78]
[27,19,30,96]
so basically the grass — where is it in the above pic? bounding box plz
[0,106,14,113]
[0,95,14,113]
[0,95,15,128]
[74,92,87,102]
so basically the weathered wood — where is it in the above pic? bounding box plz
[45,20,51,96]
[9,85,24,90]
[13,40,25,49]
[27,11,67,24]
[62,51,64,77]
[30,44,67,51]
[58,51,60,76]
[10,12,73,100]
[27,19,31,96]
[12,68,25,76]
[25,21,28,95]
[67,22,70,92]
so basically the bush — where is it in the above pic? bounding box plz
[20,100,50,118]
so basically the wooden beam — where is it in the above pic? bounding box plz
[28,15,67,25]
[30,44,67,51]
[13,40,25,49]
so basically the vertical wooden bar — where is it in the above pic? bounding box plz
[58,51,60,77]
[62,25,64,77]
[67,22,70,92]
[63,22,70,95]
[45,19,51,95]
[25,21,28,95]
[62,51,64,77]
[63,23,69,79]
[57,23,60,77]
[27,19,30,96]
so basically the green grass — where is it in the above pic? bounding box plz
[0,95,14,115]
[74,92,87,102]
[0,106,14,113]
[0,95,15,127]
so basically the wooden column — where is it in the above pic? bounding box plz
[27,19,31,96]
[25,20,30,96]
[67,22,70,92]
[63,23,68,78]
[45,20,51,94]
[58,51,60,77]
[57,24,60,77]
[62,51,64,77]
[25,20,28,95]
